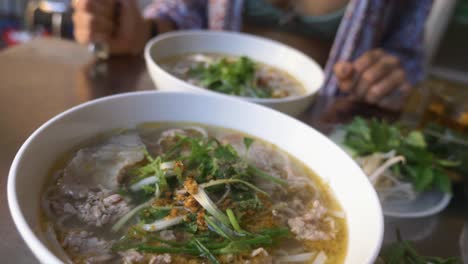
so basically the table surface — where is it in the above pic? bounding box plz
[0,38,466,263]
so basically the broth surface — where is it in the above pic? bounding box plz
[158,53,306,99]
[41,123,347,263]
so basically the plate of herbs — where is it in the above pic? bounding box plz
[330,117,460,218]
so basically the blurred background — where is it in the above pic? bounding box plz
[1,0,467,112]
[0,0,154,45]
[1,0,467,66]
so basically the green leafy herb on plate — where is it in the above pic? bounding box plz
[342,117,458,193]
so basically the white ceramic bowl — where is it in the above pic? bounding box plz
[8,91,383,264]
[144,30,324,116]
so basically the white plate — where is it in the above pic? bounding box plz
[329,127,452,218]
[381,191,452,218]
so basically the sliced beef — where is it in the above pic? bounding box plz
[60,132,145,192]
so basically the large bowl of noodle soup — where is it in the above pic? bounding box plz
[8,91,383,264]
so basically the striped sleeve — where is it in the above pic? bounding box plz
[381,0,433,85]
[143,0,208,29]
[322,0,433,95]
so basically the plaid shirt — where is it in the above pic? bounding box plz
[144,0,433,95]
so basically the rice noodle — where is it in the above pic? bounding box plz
[142,215,185,232]
[368,156,405,184]
[356,151,418,201]
[278,252,315,262]
[358,153,387,175]
[312,251,327,264]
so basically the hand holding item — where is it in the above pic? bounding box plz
[72,0,151,55]
[334,49,411,111]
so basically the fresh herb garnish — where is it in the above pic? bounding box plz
[192,238,220,264]
[243,137,254,152]
[114,131,290,263]
[188,56,272,98]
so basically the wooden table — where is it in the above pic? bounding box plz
[0,38,466,263]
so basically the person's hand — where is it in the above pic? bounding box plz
[334,49,411,111]
[72,0,151,55]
